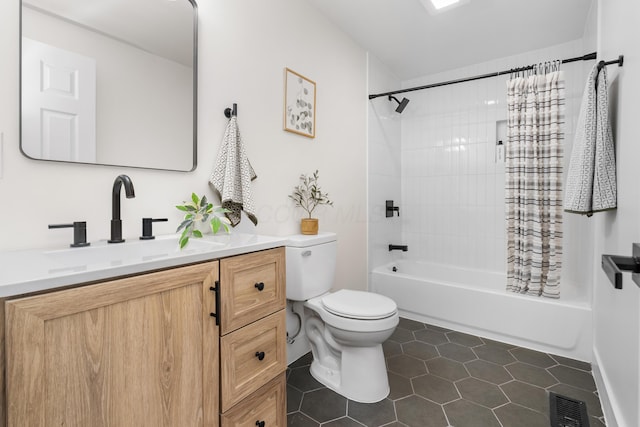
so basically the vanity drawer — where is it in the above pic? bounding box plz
[220,310,287,412]
[219,247,285,334]
[220,373,286,427]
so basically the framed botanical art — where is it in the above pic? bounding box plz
[284,68,316,138]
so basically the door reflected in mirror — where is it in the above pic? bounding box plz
[20,0,197,171]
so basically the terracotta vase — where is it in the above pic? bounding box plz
[300,218,319,235]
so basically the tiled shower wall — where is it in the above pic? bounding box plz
[398,40,595,299]
[367,53,402,272]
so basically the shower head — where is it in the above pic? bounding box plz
[388,95,410,113]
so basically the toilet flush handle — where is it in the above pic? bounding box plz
[302,250,312,257]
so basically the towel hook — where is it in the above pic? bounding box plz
[224,103,237,118]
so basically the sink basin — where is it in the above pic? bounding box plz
[44,236,223,268]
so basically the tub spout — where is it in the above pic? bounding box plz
[389,244,408,252]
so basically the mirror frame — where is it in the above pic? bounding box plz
[19,0,198,172]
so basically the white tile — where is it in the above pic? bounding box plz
[403,149,420,177]
[476,142,487,175]
[467,144,478,175]
[402,204,420,233]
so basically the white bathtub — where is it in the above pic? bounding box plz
[370,260,592,361]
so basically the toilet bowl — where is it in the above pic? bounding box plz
[286,233,399,403]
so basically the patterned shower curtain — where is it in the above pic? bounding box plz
[505,70,564,298]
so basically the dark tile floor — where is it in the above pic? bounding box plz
[287,318,606,427]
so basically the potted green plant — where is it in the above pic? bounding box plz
[176,193,230,248]
[289,170,333,235]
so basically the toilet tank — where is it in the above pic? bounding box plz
[286,232,337,301]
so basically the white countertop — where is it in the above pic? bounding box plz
[0,233,288,298]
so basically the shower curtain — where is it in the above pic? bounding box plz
[505,70,564,298]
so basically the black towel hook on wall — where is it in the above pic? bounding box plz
[595,55,623,89]
[597,55,624,72]
[224,103,237,118]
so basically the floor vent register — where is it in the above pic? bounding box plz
[549,392,590,427]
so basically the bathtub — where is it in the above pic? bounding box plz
[370,260,592,361]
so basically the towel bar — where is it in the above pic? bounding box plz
[601,243,640,289]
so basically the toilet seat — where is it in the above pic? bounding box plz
[305,291,398,333]
[322,290,397,320]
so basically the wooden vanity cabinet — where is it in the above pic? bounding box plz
[2,247,287,427]
[4,261,220,427]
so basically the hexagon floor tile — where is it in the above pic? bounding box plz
[286,318,607,426]
[412,374,460,404]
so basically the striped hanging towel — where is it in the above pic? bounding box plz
[564,65,617,215]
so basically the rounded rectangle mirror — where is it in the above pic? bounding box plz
[20,0,198,171]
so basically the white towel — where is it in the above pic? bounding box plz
[564,64,617,215]
[209,117,258,226]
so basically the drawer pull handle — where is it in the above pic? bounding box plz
[256,421,265,427]
[255,351,265,361]
[255,282,265,291]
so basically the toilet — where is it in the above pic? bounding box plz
[286,232,399,403]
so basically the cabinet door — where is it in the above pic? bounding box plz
[5,261,219,427]
[219,247,286,334]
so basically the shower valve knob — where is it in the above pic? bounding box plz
[386,200,400,217]
[255,351,265,361]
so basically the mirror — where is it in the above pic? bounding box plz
[20,0,197,171]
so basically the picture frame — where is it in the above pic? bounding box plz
[284,68,316,138]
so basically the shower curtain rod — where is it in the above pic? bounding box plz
[368,52,624,100]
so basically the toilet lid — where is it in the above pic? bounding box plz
[321,290,397,320]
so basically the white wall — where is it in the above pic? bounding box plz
[592,1,640,426]
[0,0,368,291]
[397,40,594,302]
[367,54,402,272]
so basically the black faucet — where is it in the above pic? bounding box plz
[386,200,400,217]
[389,244,408,252]
[108,174,135,243]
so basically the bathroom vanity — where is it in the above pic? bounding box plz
[0,234,287,427]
